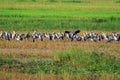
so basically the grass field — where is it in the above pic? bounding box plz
[1,18,120,31]
[0,49,120,80]
[0,37,120,80]
[1,9,120,19]
[0,0,120,31]
[0,0,120,80]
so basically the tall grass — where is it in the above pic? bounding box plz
[116,0,120,3]
[0,49,119,75]
[0,18,120,31]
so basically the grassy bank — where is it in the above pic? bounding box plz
[0,49,120,79]
[0,49,119,75]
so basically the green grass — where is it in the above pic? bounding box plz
[0,9,120,19]
[0,1,120,79]
[0,0,86,2]
[0,0,113,2]
[0,49,120,75]
[0,18,120,31]
[0,1,120,31]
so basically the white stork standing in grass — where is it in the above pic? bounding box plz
[84,32,90,39]
[116,33,120,41]
[5,31,12,41]
[12,31,17,39]
[102,32,109,41]
[57,32,64,40]
[16,34,25,41]
[45,33,53,40]
[52,32,57,40]
[112,32,120,41]
[89,33,97,42]
[0,31,6,39]
[81,36,86,41]
[8,31,12,39]
[90,36,97,42]
[102,32,114,42]
[38,32,45,41]
[24,32,31,40]
[97,34,104,41]
[32,31,39,42]
[73,34,82,41]
[0,31,11,41]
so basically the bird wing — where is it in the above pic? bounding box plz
[65,31,70,33]
[74,30,80,34]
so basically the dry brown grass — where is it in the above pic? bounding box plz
[0,31,120,80]
[0,37,120,58]
[0,71,120,80]
[0,1,120,10]
[0,31,120,58]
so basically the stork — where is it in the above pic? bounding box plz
[12,31,17,39]
[57,32,64,40]
[32,31,39,42]
[16,34,24,41]
[65,30,80,41]
[45,33,53,40]
[25,32,31,40]
[38,32,45,41]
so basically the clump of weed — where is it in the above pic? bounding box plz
[116,0,120,3]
